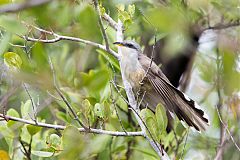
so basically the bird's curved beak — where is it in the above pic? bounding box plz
[113,42,123,46]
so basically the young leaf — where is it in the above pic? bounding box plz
[56,111,69,123]
[3,52,22,69]
[47,134,61,150]
[99,4,106,15]
[26,125,41,136]
[116,4,125,12]
[94,103,104,119]
[140,108,159,141]
[6,109,19,127]
[155,104,168,134]
[175,122,186,136]
[102,100,111,121]
[82,99,95,125]
[20,100,32,118]
[128,4,135,17]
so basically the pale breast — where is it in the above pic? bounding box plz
[128,68,145,88]
[120,50,146,89]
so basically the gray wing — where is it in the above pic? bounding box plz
[138,54,209,131]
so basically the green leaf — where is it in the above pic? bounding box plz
[0,124,15,139]
[94,101,111,121]
[21,100,32,118]
[26,125,41,136]
[211,1,222,11]
[3,52,22,69]
[82,99,91,115]
[77,6,101,41]
[94,103,104,119]
[163,131,175,148]
[79,69,110,93]
[87,135,111,154]
[0,16,27,35]
[102,100,111,120]
[124,19,133,29]
[56,111,69,123]
[175,122,186,136]
[116,4,125,12]
[128,4,135,17]
[97,49,120,71]
[82,99,95,125]
[47,134,61,150]
[131,147,158,159]
[0,32,11,55]
[82,99,91,110]
[99,4,106,15]
[119,10,130,22]
[32,151,54,157]
[6,109,19,127]
[140,108,159,141]
[61,126,85,159]
[31,43,48,69]
[155,104,168,134]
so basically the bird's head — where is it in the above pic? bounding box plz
[113,40,142,56]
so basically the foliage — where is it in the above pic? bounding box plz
[0,0,239,160]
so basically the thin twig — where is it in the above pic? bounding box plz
[20,26,119,59]
[48,56,89,130]
[110,83,127,134]
[23,83,37,124]
[216,107,240,152]
[0,113,143,136]
[136,34,156,108]
[19,138,31,160]
[137,91,146,110]
[110,80,129,104]
[93,0,110,52]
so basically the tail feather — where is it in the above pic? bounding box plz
[148,75,209,131]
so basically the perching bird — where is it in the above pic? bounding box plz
[114,40,209,131]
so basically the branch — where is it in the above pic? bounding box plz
[116,20,170,160]
[203,20,240,31]
[0,113,143,137]
[0,0,52,14]
[216,106,240,152]
[102,13,118,31]
[93,0,110,51]
[21,26,119,59]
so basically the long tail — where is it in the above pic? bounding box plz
[148,75,209,131]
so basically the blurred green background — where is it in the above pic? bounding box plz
[0,0,239,159]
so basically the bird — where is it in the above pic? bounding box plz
[113,40,209,131]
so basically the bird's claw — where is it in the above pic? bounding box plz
[139,81,144,85]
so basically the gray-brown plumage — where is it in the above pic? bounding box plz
[114,40,209,131]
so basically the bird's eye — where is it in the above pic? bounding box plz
[127,44,134,48]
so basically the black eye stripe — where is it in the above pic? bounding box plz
[126,43,137,49]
